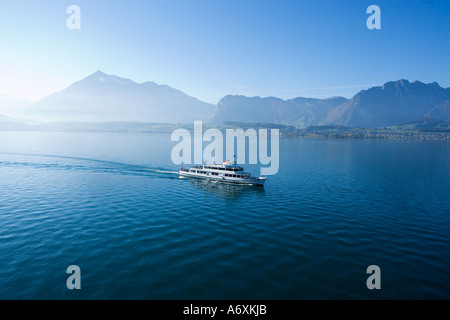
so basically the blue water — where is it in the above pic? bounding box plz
[0,132,449,299]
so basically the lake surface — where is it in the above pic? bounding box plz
[0,132,449,299]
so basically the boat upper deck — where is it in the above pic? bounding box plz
[191,162,244,172]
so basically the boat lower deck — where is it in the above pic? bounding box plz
[179,170,266,186]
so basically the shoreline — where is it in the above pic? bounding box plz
[0,121,449,141]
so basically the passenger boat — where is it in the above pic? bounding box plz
[178,159,267,186]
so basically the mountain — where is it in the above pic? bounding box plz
[15,74,450,127]
[0,114,15,122]
[211,80,450,128]
[210,95,284,124]
[0,94,32,117]
[325,80,450,127]
[282,96,349,126]
[0,113,39,125]
[24,71,215,123]
[210,95,348,127]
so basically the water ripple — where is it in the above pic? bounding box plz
[0,137,449,299]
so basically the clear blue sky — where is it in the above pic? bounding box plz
[0,0,449,103]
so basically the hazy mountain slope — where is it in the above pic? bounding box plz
[325,80,450,127]
[282,97,348,126]
[0,113,39,125]
[210,95,285,124]
[25,71,215,123]
[0,94,32,118]
[210,95,348,126]
[424,100,450,122]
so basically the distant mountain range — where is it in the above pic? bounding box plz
[212,80,450,127]
[0,71,449,128]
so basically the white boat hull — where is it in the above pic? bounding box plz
[178,171,266,186]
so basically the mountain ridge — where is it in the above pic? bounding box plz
[324,79,450,127]
[2,72,448,127]
[210,95,349,127]
[24,71,215,123]
[212,80,450,127]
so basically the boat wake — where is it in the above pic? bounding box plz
[0,152,179,179]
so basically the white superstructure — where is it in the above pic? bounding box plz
[178,159,267,186]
